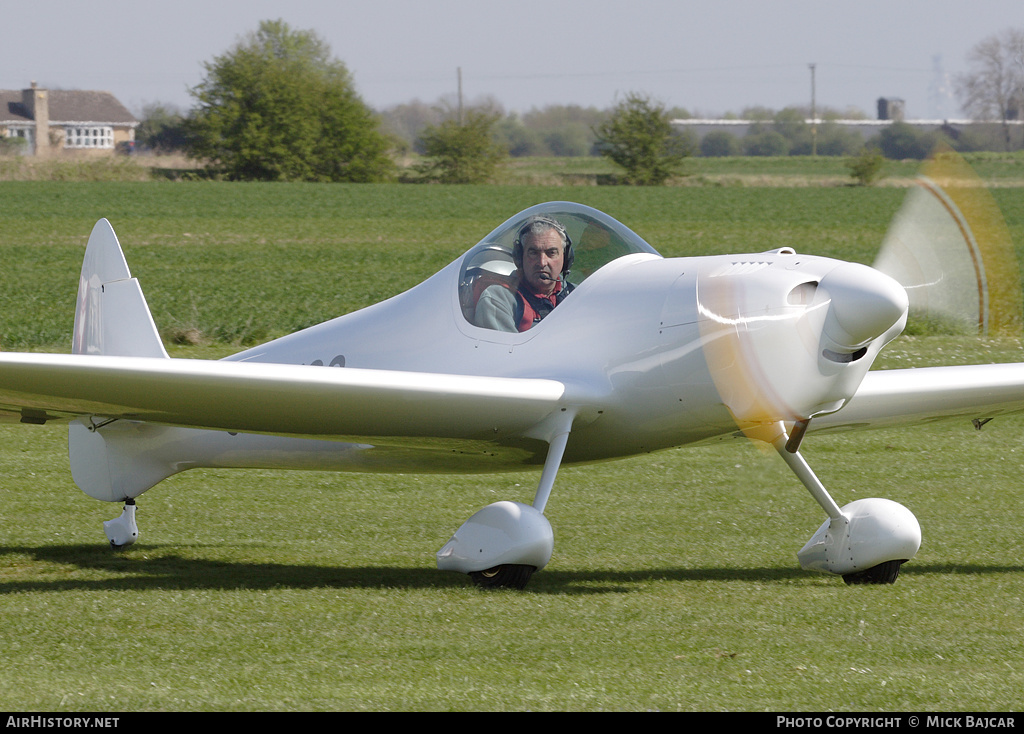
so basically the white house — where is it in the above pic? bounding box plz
[1,82,139,156]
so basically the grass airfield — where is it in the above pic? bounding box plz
[1,165,1023,711]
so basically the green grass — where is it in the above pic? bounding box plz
[2,412,1022,711]
[1,175,1024,711]
[495,152,1024,187]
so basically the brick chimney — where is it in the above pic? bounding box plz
[23,82,51,156]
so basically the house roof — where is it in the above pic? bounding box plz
[0,89,138,126]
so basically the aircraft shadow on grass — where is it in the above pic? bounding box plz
[0,544,1019,595]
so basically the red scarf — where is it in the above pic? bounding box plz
[516,280,566,332]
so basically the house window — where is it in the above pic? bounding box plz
[65,127,114,149]
[4,127,34,145]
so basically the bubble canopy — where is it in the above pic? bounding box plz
[458,202,661,326]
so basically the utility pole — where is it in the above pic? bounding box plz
[809,63,817,156]
[1017,54,1024,150]
[457,67,464,126]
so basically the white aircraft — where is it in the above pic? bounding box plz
[2,155,1022,590]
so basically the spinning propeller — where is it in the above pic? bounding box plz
[874,147,1022,337]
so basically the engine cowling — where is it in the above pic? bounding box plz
[695,252,908,442]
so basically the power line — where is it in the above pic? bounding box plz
[366,62,933,87]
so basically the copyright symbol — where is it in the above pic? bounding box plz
[909,717,919,727]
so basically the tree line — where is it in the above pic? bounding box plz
[137,20,1024,185]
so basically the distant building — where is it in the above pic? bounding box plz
[0,82,139,156]
[673,116,1022,144]
[670,92,1024,146]
[877,97,905,121]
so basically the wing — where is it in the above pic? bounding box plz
[0,353,566,441]
[811,363,1024,433]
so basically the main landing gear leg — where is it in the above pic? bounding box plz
[437,413,574,590]
[772,428,921,585]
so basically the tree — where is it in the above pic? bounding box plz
[846,147,886,186]
[186,20,394,181]
[594,93,689,185]
[743,130,789,156]
[137,103,190,153]
[416,109,507,183]
[874,121,937,160]
[522,105,606,156]
[379,100,444,155]
[493,115,547,157]
[814,121,865,157]
[699,130,740,157]
[772,107,811,153]
[955,28,1024,151]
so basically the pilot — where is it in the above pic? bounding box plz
[474,215,575,332]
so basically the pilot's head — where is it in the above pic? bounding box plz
[513,216,573,296]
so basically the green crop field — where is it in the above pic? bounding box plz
[1,167,1023,711]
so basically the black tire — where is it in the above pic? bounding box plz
[469,564,536,590]
[842,559,904,585]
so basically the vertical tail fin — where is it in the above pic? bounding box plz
[72,219,168,358]
[70,220,173,506]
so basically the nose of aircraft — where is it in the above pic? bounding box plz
[694,256,909,439]
[820,263,909,349]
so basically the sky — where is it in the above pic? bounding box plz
[3,0,1022,121]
